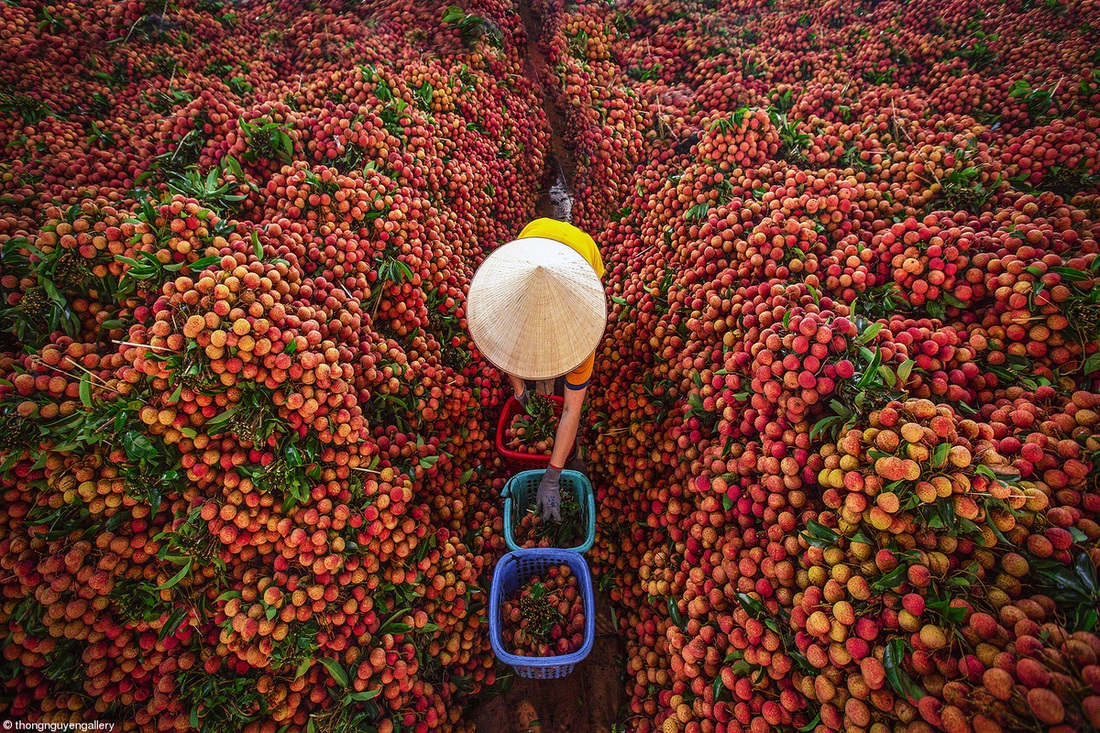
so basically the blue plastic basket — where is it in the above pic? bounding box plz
[488,549,596,679]
[502,470,596,554]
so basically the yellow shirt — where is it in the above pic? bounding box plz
[517,219,605,278]
[516,219,604,389]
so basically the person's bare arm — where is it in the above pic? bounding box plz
[549,383,586,469]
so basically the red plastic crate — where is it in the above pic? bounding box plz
[496,395,564,474]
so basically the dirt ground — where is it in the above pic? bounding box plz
[472,590,627,733]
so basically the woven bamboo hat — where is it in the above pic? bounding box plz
[467,237,606,381]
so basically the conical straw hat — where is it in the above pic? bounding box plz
[467,237,606,381]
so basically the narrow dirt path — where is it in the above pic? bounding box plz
[471,3,627,733]
[516,0,576,223]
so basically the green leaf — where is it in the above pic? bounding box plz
[883,638,925,700]
[79,374,93,408]
[122,431,158,462]
[1051,266,1090,283]
[942,292,967,309]
[0,452,21,473]
[932,442,950,466]
[801,519,841,549]
[856,322,883,344]
[733,592,767,620]
[1083,352,1100,375]
[1074,552,1097,595]
[252,231,263,261]
[188,255,221,271]
[873,565,908,591]
[667,598,687,631]
[155,558,192,591]
[850,531,874,545]
[730,659,752,675]
[685,202,711,221]
[879,364,896,388]
[810,415,842,440]
[319,657,348,688]
[167,383,183,405]
[858,349,883,389]
[974,464,996,480]
[204,404,241,431]
[224,155,245,179]
[295,658,312,679]
[713,675,727,702]
[798,713,822,732]
[346,689,381,702]
[897,359,914,382]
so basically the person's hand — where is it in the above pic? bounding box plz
[536,466,562,522]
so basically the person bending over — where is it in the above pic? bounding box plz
[466,218,606,521]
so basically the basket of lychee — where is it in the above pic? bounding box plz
[496,394,564,473]
[503,469,596,554]
[489,549,595,678]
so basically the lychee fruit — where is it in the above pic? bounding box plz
[1026,687,1064,724]
[875,456,908,481]
[876,430,901,452]
[907,564,932,588]
[875,549,898,572]
[1016,657,1051,688]
[982,668,1014,701]
[1001,553,1029,578]
[902,593,926,616]
[919,624,948,650]
[807,611,831,637]
[861,657,886,690]
[939,704,969,733]
[972,714,1004,733]
[900,422,924,444]
[1082,696,1100,728]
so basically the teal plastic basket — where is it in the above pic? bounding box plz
[502,469,595,554]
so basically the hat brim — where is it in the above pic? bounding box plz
[467,237,606,381]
